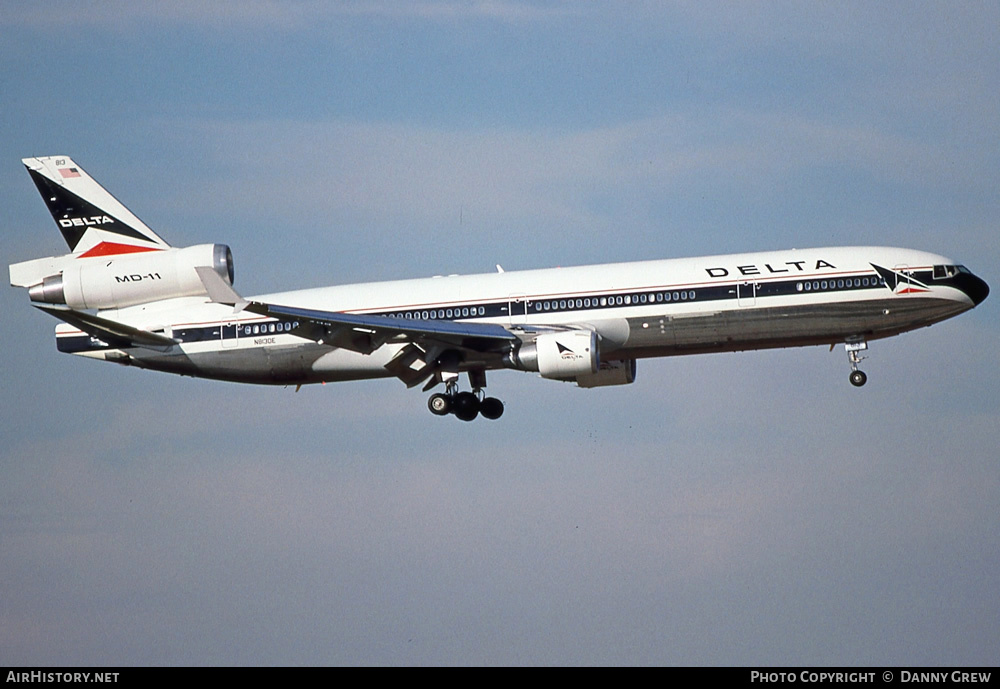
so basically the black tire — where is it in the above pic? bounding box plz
[428,393,452,416]
[453,391,480,421]
[480,397,504,420]
[849,370,867,387]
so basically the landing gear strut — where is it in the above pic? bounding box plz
[845,339,868,387]
[427,372,504,421]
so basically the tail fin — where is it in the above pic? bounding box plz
[23,156,170,256]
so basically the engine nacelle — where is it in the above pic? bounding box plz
[576,359,637,388]
[27,244,234,310]
[508,330,599,381]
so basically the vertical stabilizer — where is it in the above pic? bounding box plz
[22,156,170,255]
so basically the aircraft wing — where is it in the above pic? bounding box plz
[199,267,533,387]
[198,264,521,354]
[248,301,520,355]
[34,304,177,351]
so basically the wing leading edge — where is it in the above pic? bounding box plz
[249,302,519,355]
[195,263,519,354]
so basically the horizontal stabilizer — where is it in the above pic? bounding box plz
[34,305,177,351]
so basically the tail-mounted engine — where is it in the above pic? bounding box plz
[18,244,234,310]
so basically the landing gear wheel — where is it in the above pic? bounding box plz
[849,370,867,387]
[452,391,481,421]
[428,393,452,416]
[479,397,505,420]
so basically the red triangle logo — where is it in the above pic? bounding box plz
[77,242,164,258]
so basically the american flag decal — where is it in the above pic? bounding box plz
[59,167,81,179]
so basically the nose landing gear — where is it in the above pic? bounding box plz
[845,339,868,387]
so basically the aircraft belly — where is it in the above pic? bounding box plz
[129,342,342,385]
[189,343,392,384]
[309,346,397,382]
[128,347,280,383]
[620,297,968,358]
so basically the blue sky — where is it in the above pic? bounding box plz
[2,1,998,665]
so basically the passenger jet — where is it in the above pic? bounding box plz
[9,156,989,421]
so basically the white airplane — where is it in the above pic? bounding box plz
[9,156,990,421]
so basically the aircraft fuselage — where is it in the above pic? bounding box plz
[55,246,985,386]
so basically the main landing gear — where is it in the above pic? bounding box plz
[428,391,505,421]
[427,372,504,421]
[845,339,868,387]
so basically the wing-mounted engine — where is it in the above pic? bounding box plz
[576,359,637,388]
[507,330,637,387]
[12,244,234,310]
[506,330,599,381]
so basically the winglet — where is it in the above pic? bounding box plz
[195,266,248,312]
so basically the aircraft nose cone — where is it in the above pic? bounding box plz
[960,272,989,306]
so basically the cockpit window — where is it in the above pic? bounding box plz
[933,265,960,279]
